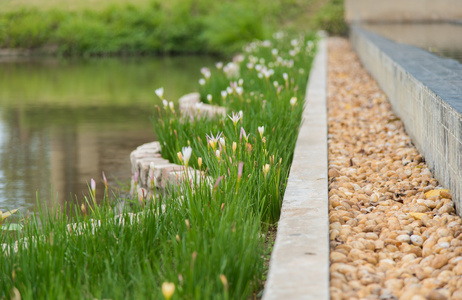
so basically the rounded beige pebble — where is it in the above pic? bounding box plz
[439,203,455,214]
[426,289,447,300]
[410,234,423,246]
[384,278,404,291]
[454,262,462,275]
[410,295,426,300]
[330,251,348,262]
[431,255,449,269]
[452,289,462,299]
[397,234,411,243]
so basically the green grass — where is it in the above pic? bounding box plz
[1,31,317,299]
[0,0,343,56]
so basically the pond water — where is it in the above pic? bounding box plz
[363,22,462,64]
[0,55,215,214]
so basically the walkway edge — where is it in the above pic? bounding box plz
[262,37,329,299]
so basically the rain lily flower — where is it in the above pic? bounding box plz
[240,127,249,143]
[237,161,244,181]
[232,142,237,155]
[155,87,164,99]
[290,97,297,107]
[226,87,233,94]
[207,94,212,102]
[169,101,174,112]
[215,149,221,159]
[161,282,175,300]
[263,164,270,178]
[90,178,96,197]
[206,131,222,150]
[238,78,244,86]
[220,274,229,291]
[199,78,206,86]
[283,73,288,82]
[162,99,168,108]
[228,112,242,126]
[216,62,223,69]
[271,48,278,55]
[102,171,107,188]
[258,126,265,138]
[236,86,243,96]
[198,157,202,169]
[239,110,243,118]
[177,152,183,164]
[219,137,225,148]
[182,146,192,168]
[273,81,279,88]
[195,102,203,111]
[221,91,227,100]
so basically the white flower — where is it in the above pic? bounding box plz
[162,99,168,108]
[216,62,223,69]
[283,73,288,81]
[291,39,298,47]
[228,112,242,126]
[273,81,279,88]
[155,87,164,99]
[219,137,225,147]
[239,110,243,118]
[169,101,174,111]
[199,78,206,86]
[226,87,233,94]
[207,94,212,102]
[195,102,203,111]
[221,91,227,99]
[182,146,192,167]
[258,126,264,138]
[246,63,254,70]
[236,87,243,96]
[290,97,297,107]
[215,149,221,158]
[238,78,244,86]
[271,48,278,56]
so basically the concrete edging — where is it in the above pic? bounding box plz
[263,37,329,299]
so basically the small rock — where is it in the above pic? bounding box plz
[431,255,449,269]
[410,235,423,246]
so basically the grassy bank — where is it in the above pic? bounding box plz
[1,31,317,298]
[0,0,343,56]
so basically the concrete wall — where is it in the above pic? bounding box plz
[345,0,462,23]
[350,26,462,214]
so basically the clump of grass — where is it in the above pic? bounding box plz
[0,0,319,56]
[1,31,317,299]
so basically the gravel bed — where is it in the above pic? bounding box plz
[327,38,462,300]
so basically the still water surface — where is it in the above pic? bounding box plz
[0,55,215,213]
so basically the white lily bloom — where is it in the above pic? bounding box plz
[290,97,297,107]
[207,94,212,102]
[258,126,264,138]
[195,102,203,111]
[155,87,164,99]
[169,101,174,111]
[221,91,227,99]
[199,78,206,86]
[182,146,192,167]
[219,137,225,147]
[162,99,168,108]
[227,112,242,126]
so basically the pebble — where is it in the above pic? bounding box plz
[327,38,462,299]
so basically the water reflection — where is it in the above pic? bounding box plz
[0,55,215,213]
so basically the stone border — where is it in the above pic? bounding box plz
[350,26,462,215]
[130,94,224,199]
[262,37,329,299]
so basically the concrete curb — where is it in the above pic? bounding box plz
[262,37,329,299]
